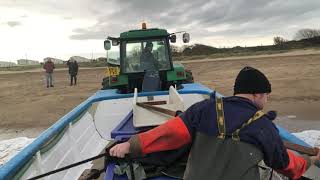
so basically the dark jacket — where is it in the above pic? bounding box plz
[140,49,158,71]
[180,95,289,169]
[67,61,78,75]
[128,93,310,179]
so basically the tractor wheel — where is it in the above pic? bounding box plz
[117,85,129,94]
[165,81,183,90]
[185,69,194,83]
[101,77,110,90]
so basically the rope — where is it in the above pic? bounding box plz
[27,141,132,180]
[27,152,109,180]
[93,116,110,140]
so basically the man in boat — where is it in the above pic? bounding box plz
[110,66,320,180]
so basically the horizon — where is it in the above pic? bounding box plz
[0,42,274,63]
[0,52,108,63]
[1,0,319,63]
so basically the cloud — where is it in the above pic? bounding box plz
[7,21,21,27]
[1,0,320,46]
[66,0,320,46]
[63,17,73,20]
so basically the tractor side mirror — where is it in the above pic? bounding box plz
[170,35,176,43]
[182,33,190,43]
[104,40,111,50]
[112,39,120,46]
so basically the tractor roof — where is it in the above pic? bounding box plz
[120,28,169,39]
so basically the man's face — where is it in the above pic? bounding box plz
[253,93,270,109]
[147,45,153,51]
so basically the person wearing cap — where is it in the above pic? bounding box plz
[110,66,320,179]
[140,41,160,92]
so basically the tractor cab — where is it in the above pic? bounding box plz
[102,23,193,93]
[121,39,171,74]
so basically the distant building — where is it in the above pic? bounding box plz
[69,56,91,63]
[43,57,64,64]
[17,59,40,65]
[0,61,16,67]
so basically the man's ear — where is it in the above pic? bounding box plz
[252,93,259,98]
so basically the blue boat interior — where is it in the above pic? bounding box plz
[106,110,181,180]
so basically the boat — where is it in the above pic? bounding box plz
[0,83,319,180]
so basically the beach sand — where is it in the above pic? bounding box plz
[1,52,320,140]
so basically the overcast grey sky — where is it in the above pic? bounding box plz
[1,0,319,62]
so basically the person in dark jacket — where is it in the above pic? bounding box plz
[140,41,160,92]
[43,58,55,88]
[109,66,320,180]
[67,59,78,86]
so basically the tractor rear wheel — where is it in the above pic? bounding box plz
[184,69,194,83]
[101,77,110,90]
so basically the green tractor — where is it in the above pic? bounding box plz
[102,23,194,93]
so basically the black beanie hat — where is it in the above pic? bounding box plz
[233,66,271,94]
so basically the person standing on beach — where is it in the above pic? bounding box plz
[67,59,78,86]
[43,58,55,88]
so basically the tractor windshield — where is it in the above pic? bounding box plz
[121,39,171,73]
[107,45,120,65]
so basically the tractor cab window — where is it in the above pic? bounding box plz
[107,45,120,65]
[122,39,171,73]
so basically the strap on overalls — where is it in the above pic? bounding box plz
[215,96,265,140]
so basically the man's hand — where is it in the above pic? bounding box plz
[109,142,130,158]
[310,147,320,165]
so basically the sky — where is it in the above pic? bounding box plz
[0,0,319,63]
